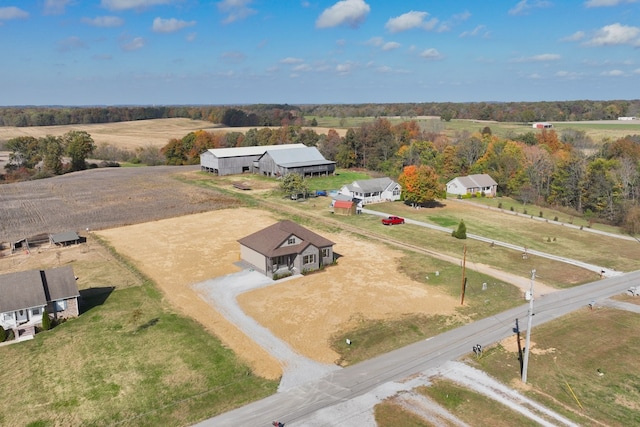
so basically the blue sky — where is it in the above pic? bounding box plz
[0,0,639,106]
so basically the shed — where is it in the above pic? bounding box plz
[333,200,356,216]
[257,146,335,177]
[49,231,81,246]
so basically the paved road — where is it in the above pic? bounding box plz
[196,270,640,426]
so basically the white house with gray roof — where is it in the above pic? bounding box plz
[446,174,498,197]
[200,143,305,176]
[338,177,401,205]
[257,146,335,177]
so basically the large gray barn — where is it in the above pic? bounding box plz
[257,146,336,177]
[200,144,305,176]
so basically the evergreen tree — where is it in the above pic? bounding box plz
[452,219,467,239]
[41,309,51,331]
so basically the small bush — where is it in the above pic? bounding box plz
[539,211,543,218]
[41,309,51,331]
[0,326,5,342]
[452,220,467,239]
[523,209,528,215]
[547,237,551,242]
[510,206,514,212]
[554,216,558,221]
[498,202,503,209]
[273,271,293,280]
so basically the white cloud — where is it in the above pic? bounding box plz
[510,53,561,62]
[601,69,625,76]
[336,62,354,75]
[555,70,582,79]
[44,0,72,15]
[221,51,246,63]
[366,36,384,47]
[437,10,471,32]
[560,31,585,42]
[316,0,370,29]
[186,32,197,42]
[81,16,124,27]
[586,23,640,46]
[280,57,304,64]
[634,68,640,74]
[57,36,88,52]
[152,17,196,33]
[382,41,401,51]
[121,36,146,51]
[293,63,312,72]
[217,0,257,24]
[459,25,489,38]
[584,0,639,7]
[420,48,443,60]
[0,6,29,20]
[508,0,552,16]
[101,0,174,11]
[385,11,438,33]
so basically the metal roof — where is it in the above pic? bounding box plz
[204,144,305,158]
[262,146,335,167]
[50,231,80,244]
[346,177,397,193]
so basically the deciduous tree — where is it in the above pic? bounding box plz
[63,130,95,171]
[398,164,443,206]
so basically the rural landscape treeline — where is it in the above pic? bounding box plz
[2,102,640,233]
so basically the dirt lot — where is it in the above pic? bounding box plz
[95,208,459,379]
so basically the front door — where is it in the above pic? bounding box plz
[16,309,28,323]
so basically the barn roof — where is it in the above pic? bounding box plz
[262,146,335,168]
[238,220,334,258]
[333,200,354,209]
[204,144,305,159]
[0,266,80,313]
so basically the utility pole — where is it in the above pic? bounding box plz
[522,269,536,383]
[460,244,467,305]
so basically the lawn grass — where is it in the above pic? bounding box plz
[472,308,640,427]
[418,381,539,427]
[0,241,277,427]
[330,251,524,365]
[374,400,431,427]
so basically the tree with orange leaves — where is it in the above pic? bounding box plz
[398,164,443,206]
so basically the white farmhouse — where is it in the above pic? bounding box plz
[446,174,498,197]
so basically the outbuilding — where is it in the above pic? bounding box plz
[200,144,305,176]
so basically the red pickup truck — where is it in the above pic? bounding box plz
[381,216,405,225]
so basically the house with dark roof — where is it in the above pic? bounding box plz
[0,266,80,340]
[338,177,401,205]
[257,146,335,178]
[446,174,498,197]
[238,220,335,277]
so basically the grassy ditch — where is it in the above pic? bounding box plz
[0,240,277,427]
[472,308,640,427]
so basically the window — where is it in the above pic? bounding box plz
[321,248,330,258]
[3,313,13,321]
[31,307,42,316]
[303,254,316,264]
[393,187,400,196]
[288,237,296,245]
[55,300,67,311]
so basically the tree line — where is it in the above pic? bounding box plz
[1,100,638,128]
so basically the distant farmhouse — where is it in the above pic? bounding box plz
[200,144,335,177]
[0,266,80,340]
[238,220,335,277]
[618,117,637,121]
[532,122,553,129]
[338,177,401,205]
[446,174,498,197]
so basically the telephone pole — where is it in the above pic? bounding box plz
[522,269,536,383]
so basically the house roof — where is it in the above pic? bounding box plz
[346,177,397,193]
[0,270,47,312]
[204,143,305,159]
[0,266,79,313]
[44,266,80,301]
[262,146,335,168]
[448,174,497,189]
[238,220,334,258]
[50,231,80,244]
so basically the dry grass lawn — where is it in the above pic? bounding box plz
[95,208,458,378]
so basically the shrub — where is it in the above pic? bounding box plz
[41,309,51,331]
[498,202,503,209]
[273,271,293,280]
[0,326,5,342]
[523,209,528,215]
[452,219,467,239]
[547,237,551,242]
[539,211,543,218]
[554,216,558,221]
[510,206,514,212]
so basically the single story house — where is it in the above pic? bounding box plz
[0,265,80,340]
[200,143,305,176]
[338,177,401,205]
[238,220,335,277]
[256,146,335,178]
[446,174,498,197]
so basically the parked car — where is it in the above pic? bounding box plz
[381,216,405,225]
[315,190,327,197]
